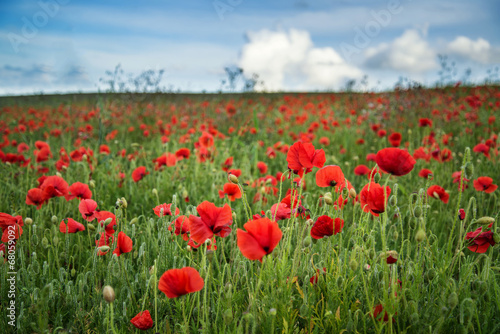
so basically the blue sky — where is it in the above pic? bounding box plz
[1,0,499,95]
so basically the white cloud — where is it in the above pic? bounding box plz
[238,29,362,91]
[364,29,437,73]
[447,36,500,64]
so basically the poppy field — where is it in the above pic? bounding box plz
[1,86,500,333]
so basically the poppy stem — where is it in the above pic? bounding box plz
[119,256,138,307]
[154,259,158,334]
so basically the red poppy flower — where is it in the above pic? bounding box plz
[65,182,92,201]
[270,202,292,221]
[458,208,466,220]
[257,161,268,174]
[95,211,117,234]
[366,153,376,162]
[418,168,433,179]
[286,141,325,178]
[158,267,204,298]
[175,148,191,160]
[375,148,416,176]
[310,267,327,285]
[388,132,402,147]
[310,216,344,239]
[169,216,191,241]
[59,218,85,233]
[79,199,98,221]
[218,183,242,201]
[113,231,133,256]
[372,304,395,322]
[26,188,47,209]
[0,213,23,243]
[95,232,114,255]
[237,218,282,262]
[153,203,180,217]
[188,201,232,244]
[130,310,153,330]
[419,118,433,127]
[199,132,214,148]
[473,177,497,193]
[359,182,391,217]
[465,223,495,253]
[132,166,149,182]
[354,165,371,176]
[473,143,490,158]
[315,165,345,189]
[40,175,69,198]
[221,157,233,171]
[427,185,449,204]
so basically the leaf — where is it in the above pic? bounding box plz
[336,306,341,320]
[295,281,304,299]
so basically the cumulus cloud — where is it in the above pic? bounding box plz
[238,29,362,91]
[364,29,437,73]
[447,36,500,64]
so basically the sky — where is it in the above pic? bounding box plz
[0,0,499,95]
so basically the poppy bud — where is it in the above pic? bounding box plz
[458,208,466,220]
[149,265,155,275]
[223,309,233,324]
[152,188,158,196]
[493,233,500,244]
[392,230,399,241]
[349,259,359,271]
[71,269,76,277]
[25,217,33,225]
[389,195,397,207]
[228,173,239,184]
[56,172,62,178]
[89,180,96,188]
[51,215,58,223]
[232,212,236,221]
[103,218,113,226]
[324,192,333,205]
[415,229,426,242]
[87,223,95,231]
[53,235,59,246]
[336,276,344,287]
[269,308,277,316]
[121,197,128,208]
[363,264,371,271]
[413,206,422,218]
[42,236,49,248]
[409,313,419,324]
[206,249,214,262]
[129,218,138,225]
[303,236,312,248]
[476,216,495,226]
[447,292,458,309]
[349,188,357,199]
[103,285,115,303]
[99,246,110,252]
